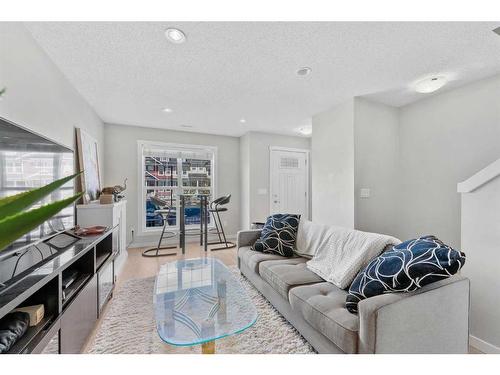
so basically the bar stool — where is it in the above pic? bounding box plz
[208,194,236,251]
[142,195,177,257]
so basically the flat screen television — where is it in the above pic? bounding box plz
[0,117,75,286]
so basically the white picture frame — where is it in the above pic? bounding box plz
[76,128,101,204]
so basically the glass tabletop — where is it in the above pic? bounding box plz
[154,257,258,346]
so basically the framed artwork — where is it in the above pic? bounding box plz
[76,128,101,204]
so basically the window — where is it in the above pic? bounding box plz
[138,141,216,233]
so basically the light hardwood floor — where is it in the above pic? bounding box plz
[116,243,238,288]
[82,243,237,352]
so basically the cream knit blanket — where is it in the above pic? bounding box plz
[305,223,401,289]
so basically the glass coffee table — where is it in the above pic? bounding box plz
[154,257,258,353]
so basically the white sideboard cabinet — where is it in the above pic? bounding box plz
[76,200,127,275]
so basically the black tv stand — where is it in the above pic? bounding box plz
[0,228,117,354]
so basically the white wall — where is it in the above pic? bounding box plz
[103,123,240,245]
[397,74,500,248]
[354,98,399,236]
[311,74,500,245]
[461,173,500,352]
[311,99,355,227]
[239,131,310,229]
[396,75,500,352]
[239,133,251,230]
[0,23,106,279]
[0,23,104,171]
[311,98,399,234]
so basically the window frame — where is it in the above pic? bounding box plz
[137,140,218,235]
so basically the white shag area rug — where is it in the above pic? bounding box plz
[87,266,316,354]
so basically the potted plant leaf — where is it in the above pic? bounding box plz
[0,172,83,252]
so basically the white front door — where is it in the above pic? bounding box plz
[270,148,309,217]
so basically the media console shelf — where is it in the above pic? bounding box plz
[0,228,118,354]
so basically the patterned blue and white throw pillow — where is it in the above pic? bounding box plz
[252,214,301,257]
[346,235,466,314]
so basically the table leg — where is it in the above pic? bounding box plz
[165,298,176,337]
[179,195,185,255]
[217,279,227,323]
[201,340,215,354]
[201,318,215,354]
[204,196,208,252]
[200,195,204,246]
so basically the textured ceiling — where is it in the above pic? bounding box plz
[25,22,500,137]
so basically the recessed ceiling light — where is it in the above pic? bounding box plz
[414,76,447,94]
[239,118,246,124]
[162,108,173,113]
[165,28,186,44]
[296,67,312,76]
[298,127,312,136]
[180,124,193,128]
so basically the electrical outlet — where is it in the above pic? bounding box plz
[360,188,371,198]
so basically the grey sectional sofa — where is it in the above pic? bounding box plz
[237,229,470,354]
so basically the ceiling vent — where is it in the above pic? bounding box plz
[494,27,500,36]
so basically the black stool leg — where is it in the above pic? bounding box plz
[207,209,222,246]
[209,209,236,251]
[142,214,177,257]
[211,210,223,243]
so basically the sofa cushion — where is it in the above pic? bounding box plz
[346,235,466,314]
[259,258,324,300]
[289,282,359,353]
[238,246,284,274]
[252,214,301,257]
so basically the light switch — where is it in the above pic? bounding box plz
[257,188,267,195]
[360,188,370,198]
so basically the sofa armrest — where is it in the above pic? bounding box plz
[236,229,262,248]
[357,275,470,354]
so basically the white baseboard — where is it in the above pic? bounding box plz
[114,250,128,276]
[470,335,500,354]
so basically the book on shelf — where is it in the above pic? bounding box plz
[13,304,45,327]
[62,270,79,290]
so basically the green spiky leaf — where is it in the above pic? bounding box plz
[0,172,82,219]
[0,192,83,252]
